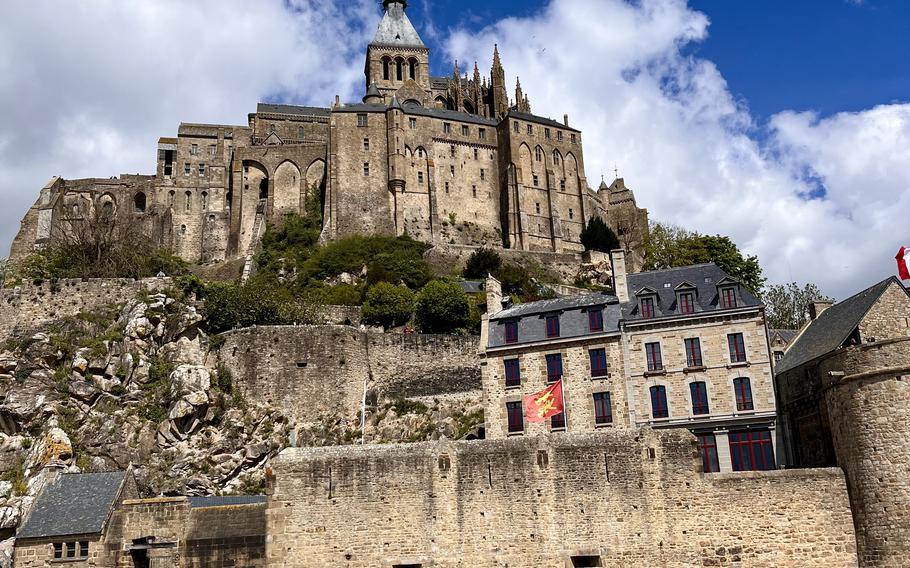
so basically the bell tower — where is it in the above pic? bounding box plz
[365,0,431,103]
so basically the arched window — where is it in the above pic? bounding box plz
[395,57,404,81]
[101,201,113,218]
[185,191,192,212]
[408,58,417,80]
[553,150,561,166]
[382,57,391,81]
[168,190,176,207]
[733,378,753,411]
[535,147,543,162]
[201,191,208,210]
[225,191,233,209]
[133,192,146,213]
[71,204,80,216]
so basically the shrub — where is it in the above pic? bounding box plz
[463,249,502,279]
[580,217,620,253]
[202,279,316,333]
[362,282,415,329]
[320,283,364,306]
[213,364,234,394]
[414,280,470,334]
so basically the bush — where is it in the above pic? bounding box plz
[463,248,502,279]
[580,217,620,253]
[320,283,364,306]
[301,235,431,288]
[362,282,415,329]
[202,278,316,333]
[414,280,470,334]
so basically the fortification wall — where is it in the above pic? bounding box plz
[218,326,481,425]
[424,243,583,281]
[0,278,173,339]
[267,430,857,567]
[820,337,910,568]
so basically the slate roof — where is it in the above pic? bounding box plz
[507,111,580,133]
[256,103,330,117]
[456,281,485,294]
[491,292,618,321]
[17,471,127,539]
[622,264,761,322]
[371,2,425,48]
[771,329,798,344]
[188,495,266,508]
[401,103,498,126]
[776,277,901,375]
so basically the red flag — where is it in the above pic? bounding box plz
[898,247,910,281]
[524,380,565,423]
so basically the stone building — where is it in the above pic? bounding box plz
[9,0,648,271]
[775,276,910,567]
[769,328,797,365]
[481,252,777,473]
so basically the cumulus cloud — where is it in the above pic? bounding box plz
[0,0,376,253]
[445,0,910,298]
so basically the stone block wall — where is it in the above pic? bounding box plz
[0,278,172,339]
[266,430,857,567]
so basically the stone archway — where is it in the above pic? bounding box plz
[273,160,301,215]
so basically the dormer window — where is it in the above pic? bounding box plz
[545,315,560,338]
[679,292,695,314]
[721,287,737,309]
[641,297,655,319]
[588,308,604,332]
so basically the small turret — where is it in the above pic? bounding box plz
[363,83,383,104]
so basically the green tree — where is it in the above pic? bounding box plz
[362,282,415,329]
[580,217,620,253]
[763,282,831,330]
[463,249,502,279]
[414,280,471,334]
[202,278,315,333]
[644,222,765,294]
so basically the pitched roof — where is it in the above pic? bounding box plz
[188,495,266,508]
[507,111,581,133]
[491,292,618,321]
[371,2,425,48]
[776,277,901,374]
[17,471,127,539]
[622,263,762,322]
[256,103,330,117]
[771,329,798,344]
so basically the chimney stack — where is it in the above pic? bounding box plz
[611,249,629,303]
[809,300,834,320]
[564,114,569,126]
[485,274,504,316]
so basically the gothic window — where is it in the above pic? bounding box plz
[553,150,561,165]
[101,201,113,218]
[535,147,543,162]
[201,191,208,210]
[185,191,192,212]
[382,56,391,80]
[408,58,418,80]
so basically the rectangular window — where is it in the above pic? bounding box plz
[479,128,486,140]
[645,342,663,372]
[557,131,563,141]
[190,143,198,155]
[209,144,216,156]
[53,543,63,559]
[728,333,747,363]
[357,113,368,127]
[363,138,370,151]
[198,164,205,176]
[79,542,89,558]
[650,385,668,419]
[473,148,478,160]
[729,430,775,471]
[589,348,608,377]
[504,359,521,387]
[409,118,417,129]
[507,401,524,434]
[480,169,486,181]
[551,410,566,430]
[513,121,520,133]
[545,128,551,139]
[568,208,574,219]
[533,175,539,187]
[697,434,720,473]
[721,287,737,309]
[535,202,541,214]
[685,338,703,368]
[462,125,469,136]
[418,172,424,185]
[545,315,560,338]
[679,292,695,314]
[545,353,563,383]
[560,180,566,191]
[690,381,709,415]
[66,542,76,559]
[527,124,533,135]
[593,392,612,425]
[450,165,455,177]
[443,122,452,134]
[640,297,655,319]
[184,163,191,176]
[298,126,306,139]
[504,321,518,344]
[472,186,477,198]
[588,309,604,332]
[570,133,577,144]
[444,182,449,194]
[363,162,370,177]
[734,377,754,411]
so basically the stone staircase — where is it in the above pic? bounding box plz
[241,200,267,282]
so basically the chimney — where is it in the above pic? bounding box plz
[334,95,341,108]
[485,274,504,316]
[809,300,834,320]
[611,249,629,303]
[563,114,569,126]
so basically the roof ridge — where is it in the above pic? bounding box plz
[628,263,719,277]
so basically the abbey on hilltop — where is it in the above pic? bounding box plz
[9,0,648,269]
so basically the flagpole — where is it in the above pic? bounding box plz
[560,378,568,431]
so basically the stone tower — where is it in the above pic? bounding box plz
[365,0,430,102]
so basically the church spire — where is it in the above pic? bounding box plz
[490,43,509,118]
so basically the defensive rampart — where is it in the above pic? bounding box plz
[267,429,857,567]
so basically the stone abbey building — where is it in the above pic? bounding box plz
[9,0,648,269]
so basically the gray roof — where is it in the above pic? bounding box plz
[623,263,761,322]
[492,292,618,321]
[188,495,266,508]
[456,281,485,294]
[508,111,580,133]
[17,471,127,539]
[371,2,425,48]
[430,76,451,90]
[776,277,902,374]
[771,329,798,343]
[256,103,330,117]
[402,102,498,126]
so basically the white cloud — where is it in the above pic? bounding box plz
[445,0,910,299]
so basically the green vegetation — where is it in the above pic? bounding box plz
[763,282,832,329]
[138,356,175,424]
[414,280,471,334]
[213,364,234,394]
[463,248,502,279]
[1,460,28,497]
[202,278,317,334]
[362,282,415,329]
[580,217,620,253]
[644,222,765,294]
[453,409,485,439]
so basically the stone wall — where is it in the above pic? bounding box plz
[218,326,481,427]
[266,429,857,567]
[0,278,172,339]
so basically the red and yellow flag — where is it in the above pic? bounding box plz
[524,379,565,423]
